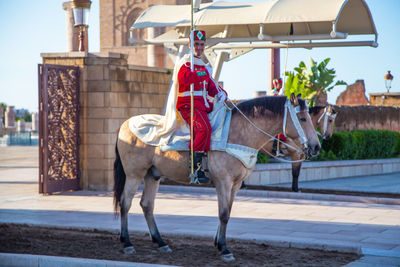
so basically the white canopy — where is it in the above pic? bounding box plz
[130,0,378,80]
[131,0,377,45]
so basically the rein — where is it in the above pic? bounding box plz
[227,98,306,156]
[261,146,306,163]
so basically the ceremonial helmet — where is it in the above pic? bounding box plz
[192,30,206,41]
[273,78,283,88]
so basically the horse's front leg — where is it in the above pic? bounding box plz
[214,178,238,262]
[140,173,172,253]
[291,162,302,192]
[290,152,303,192]
[120,177,141,254]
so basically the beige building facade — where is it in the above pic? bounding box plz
[99,0,213,68]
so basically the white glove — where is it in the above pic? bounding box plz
[217,91,227,102]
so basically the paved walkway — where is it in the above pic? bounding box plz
[276,172,400,194]
[1,146,400,266]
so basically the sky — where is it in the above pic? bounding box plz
[0,0,399,112]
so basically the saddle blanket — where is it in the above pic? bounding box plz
[129,101,258,169]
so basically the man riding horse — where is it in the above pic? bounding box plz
[176,30,227,183]
[269,77,284,96]
[269,77,287,156]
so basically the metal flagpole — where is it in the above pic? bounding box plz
[189,0,196,183]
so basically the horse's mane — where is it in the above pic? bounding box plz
[232,96,306,117]
[309,106,325,116]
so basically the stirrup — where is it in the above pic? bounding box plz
[190,165,210,184]
[275,150,285,157]
[189,152,209,184]
[189,161,201,184]
[189,173,199,184]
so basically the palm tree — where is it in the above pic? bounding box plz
[284,58,346,106]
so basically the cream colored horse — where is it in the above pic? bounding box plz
[262,104,337,192]
[113,94,320,262]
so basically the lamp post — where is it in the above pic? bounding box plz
[384,71,393,93]
[71,0,91,52]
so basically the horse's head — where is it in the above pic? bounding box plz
[284,94,321,157]
[315,104,337,139]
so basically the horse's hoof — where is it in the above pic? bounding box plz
[221,253,235,262]
[123,246,136,254]
[159,245,172,253]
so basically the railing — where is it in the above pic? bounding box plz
[0,131,39,146]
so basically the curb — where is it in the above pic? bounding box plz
[156,185,400,206]
[157,229,362,255]
[0,253,178,267]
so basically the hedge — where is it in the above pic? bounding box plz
[256,129,400,163]
[316,129,400,160]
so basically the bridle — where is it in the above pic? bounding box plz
[316,106,337,138]
[282,99,309,151]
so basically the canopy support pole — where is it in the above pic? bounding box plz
[212,51,229,81]
[270,41,280,91]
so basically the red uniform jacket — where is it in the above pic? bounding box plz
[176,62,226,113]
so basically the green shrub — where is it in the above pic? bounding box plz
[256,129,400,163]
[318,129,400,160]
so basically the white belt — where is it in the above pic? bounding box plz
[178,86,210,108]
[178,91,203,97]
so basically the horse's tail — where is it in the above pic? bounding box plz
[113,141,126,216]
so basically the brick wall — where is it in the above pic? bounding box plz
[334,105,400,133]
[370,93,400,107]
[41,52,172,190]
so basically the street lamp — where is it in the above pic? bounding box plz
[384,71,393,93]
[71,0,91,52]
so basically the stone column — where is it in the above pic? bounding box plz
[5,106,15,128]
[17,120,25,132]
[63,2,78,52]
[31,112,39,132]
[147,28,156,67]
[83,25,89,52]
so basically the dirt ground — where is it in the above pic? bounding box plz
[0,224,360,267]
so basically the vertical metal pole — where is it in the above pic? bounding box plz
[190,0,195,178]
[270,41,280,91]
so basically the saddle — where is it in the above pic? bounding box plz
[129,100,258,169]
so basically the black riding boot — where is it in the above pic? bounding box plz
[194,152,209,184]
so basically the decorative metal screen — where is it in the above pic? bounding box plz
[38,64,80,194]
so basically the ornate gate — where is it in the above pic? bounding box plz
[38,64,80,194]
